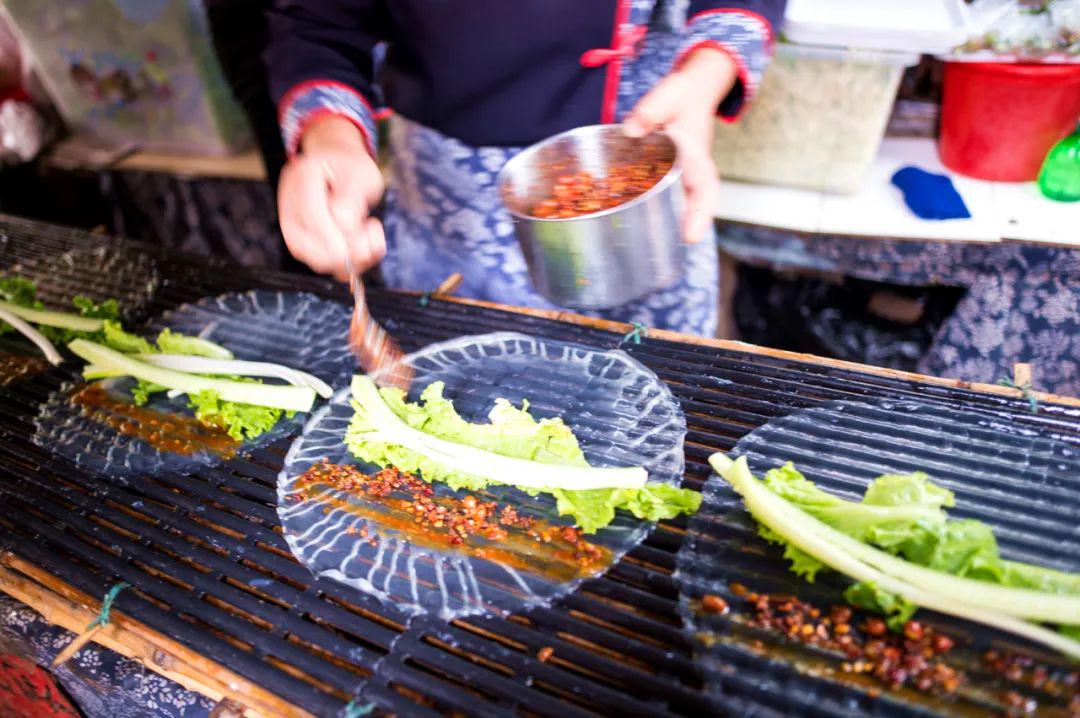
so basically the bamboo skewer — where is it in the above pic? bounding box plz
[51,623,105,667]
[434,272,464,296]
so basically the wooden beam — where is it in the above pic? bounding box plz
[0,555,315,718]
[426,293,1080,409]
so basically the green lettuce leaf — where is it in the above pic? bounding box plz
[758,524,825,581]
[843,581,918,630]
[764,464,950,545]
[101,320,156,354]
[116,333,283,442]
[345,381,701,532]
[131,379,167,405]
[0,278,121,343]
[156,328,233,359]
[71,295,120,321]
[761,463,1079,630]
[187,387,292,441]
[0,276,40,307]
[1000,560,1080,595]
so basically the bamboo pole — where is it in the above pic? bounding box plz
[0,555,314,718]
[424,293,1080,409]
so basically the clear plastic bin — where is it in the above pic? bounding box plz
[713,43,918,194]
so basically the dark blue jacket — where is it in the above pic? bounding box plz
[265,0,783,155]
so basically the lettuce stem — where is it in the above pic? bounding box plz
[137,354,333,398]
[0,306,62,365]
[69,339,315,412]
[0,300,103,332]
[711,453,1080,658]
[351,375,647,490]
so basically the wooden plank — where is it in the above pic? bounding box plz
[429,293,1080,408]
[112,150,267,181]
[0,554,315,718]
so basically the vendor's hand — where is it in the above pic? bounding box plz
[624,47,736,243]
[278,115,386,281]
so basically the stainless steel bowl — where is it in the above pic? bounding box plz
[498,125,684,309]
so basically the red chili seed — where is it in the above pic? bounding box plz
[931,634,953,654]
[701,595,728,615]
[864,618,887,637]
[902,621,924,641]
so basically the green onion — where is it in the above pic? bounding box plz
[69,339,315,413]
[0,300,103,332]
[0,306,62,365]
[711,453,1080,658]
[350,375,647,490]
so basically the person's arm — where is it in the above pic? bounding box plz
[624,1,783,243]
[265,0,389,280]
[676,1,782,120]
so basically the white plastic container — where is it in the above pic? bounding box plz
[783,0,969,54]
[713,43,918,194]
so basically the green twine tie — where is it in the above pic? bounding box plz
[621,322,648,346]
[419,292,431,307]
[998,377,1039,415]
[87,581,130,630]
[342,699,374,717]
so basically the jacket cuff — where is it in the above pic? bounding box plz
[675,9,775,122]
[278,79,377,157]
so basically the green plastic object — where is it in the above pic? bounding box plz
[1038,126,1080,202]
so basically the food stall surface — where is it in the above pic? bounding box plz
[0,214,1076,717]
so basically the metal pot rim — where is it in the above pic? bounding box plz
[498,124,683,223]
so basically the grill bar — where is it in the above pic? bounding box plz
[1,215,1077,717]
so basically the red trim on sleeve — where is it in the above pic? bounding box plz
[276,78,377,126]
[674,39,755,122]
[599,0,633,125]
[686,8,776,50]
[288,106,376,158]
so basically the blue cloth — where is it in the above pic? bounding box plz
[891,166,972,220]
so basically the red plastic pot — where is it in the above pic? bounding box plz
[938,61,1080,182]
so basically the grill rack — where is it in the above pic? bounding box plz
[0,213,1077,717]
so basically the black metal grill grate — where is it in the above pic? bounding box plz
[0,213,1077,717]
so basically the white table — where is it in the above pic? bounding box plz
[715,137,1077,246]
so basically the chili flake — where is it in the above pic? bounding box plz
[531,154,670,219]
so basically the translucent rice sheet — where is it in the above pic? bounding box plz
[33,290,353,479]
[279,332,687,620]
[0,351,47,387]
[676,400,1080,714]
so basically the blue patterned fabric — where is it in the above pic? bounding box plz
[279,80,377,156]
[267,1,782,148]
[381,115,720,336]
[676,9,774,118]
[272,1,777,336]
[0,596,213,718]
[718,222,1080,396]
